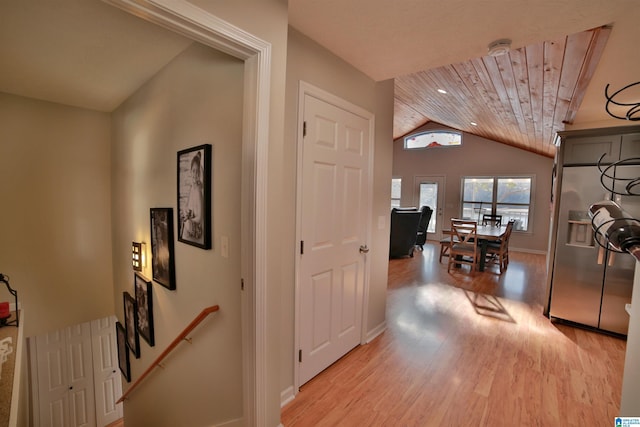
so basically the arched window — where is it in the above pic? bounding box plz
[404,130,462,149]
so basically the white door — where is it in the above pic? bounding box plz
[298,89,371,385]
[414,175,446,240]
[90,317,123,426]
[36,330,69,427]
[36,323,96,427]
[66,323,96,427]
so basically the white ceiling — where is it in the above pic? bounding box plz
[290,0,633,81]
[289,0,640,127]
[0,0,191,112]
[1,0,638,130]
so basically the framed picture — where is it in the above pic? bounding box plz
[150,207,176,290]
[135,272,154,346]
[123,291,140,358]
[116,321,130,382]
[177,144,212,249]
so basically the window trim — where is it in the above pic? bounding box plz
[460,175,535,233]
[403,130,462,150]
[391,176,402,208]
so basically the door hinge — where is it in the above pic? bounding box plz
[300,240,304,255]
[303,121,307,137]
[241,278,244,291]
[299,349,302,363]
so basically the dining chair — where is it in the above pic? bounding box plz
[481,213,502,227]
[485,219,515,273]
[447,219,479,273]
[438,229,458,263]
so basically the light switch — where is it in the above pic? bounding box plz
[378,215,386,230]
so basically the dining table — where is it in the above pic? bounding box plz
[475,224,507,271]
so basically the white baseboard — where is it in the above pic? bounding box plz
[365,321,386,343]
[214,417,244,427]
[281,385,295,408]
[510,247,547,255]
[427,239,547,256]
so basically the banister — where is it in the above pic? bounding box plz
[117,305,220,403]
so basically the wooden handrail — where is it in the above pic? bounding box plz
[117,305,220,403]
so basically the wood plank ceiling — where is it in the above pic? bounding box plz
[393,26,611,158]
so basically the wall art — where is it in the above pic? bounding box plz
[135,272,154,346]
[150,207,176,290]
[177,144,212,249]
[116,321,131,382]
[123,291,140,358]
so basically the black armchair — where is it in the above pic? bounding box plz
[389,208,422,258]
[415,206,433,250]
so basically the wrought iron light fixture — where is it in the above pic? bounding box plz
[0,273,19,327]
[604,81,640,121]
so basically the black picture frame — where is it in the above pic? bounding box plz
[123,291,140,358]
[135,272,154,347]
[177,144,212,249]
[116,321,131,382]
[150,207,176,290]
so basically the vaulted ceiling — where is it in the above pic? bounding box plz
[393,27,611,157]
[289,0,640,158]
[1,0,639,159]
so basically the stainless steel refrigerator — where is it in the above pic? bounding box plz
[549,164,640,335]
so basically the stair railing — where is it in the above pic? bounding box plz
[117,305,220,403]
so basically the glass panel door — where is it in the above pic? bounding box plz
[413,176,445,239]
[419,183,437,233]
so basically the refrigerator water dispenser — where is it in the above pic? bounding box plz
[567,210,594,247]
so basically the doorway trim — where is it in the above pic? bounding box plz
[105,1,270,424]
[293,81,374,393]
[412,175,446,240]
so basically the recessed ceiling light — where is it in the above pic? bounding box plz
[437,89,447,94]
[487,39,512,57]
[470,122,478,126]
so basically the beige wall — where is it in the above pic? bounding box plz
[1,1,290,425]
[111,43,245,426]
[189,2,290,423]
[393,122,554,253]
[282,28,395,394]
[0,92,114,338]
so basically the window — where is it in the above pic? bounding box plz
[461,177,533,231]
[419,182,438,233]
[404,131,461,149]
[391,178,402,208]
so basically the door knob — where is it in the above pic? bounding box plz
[359,245,369,254]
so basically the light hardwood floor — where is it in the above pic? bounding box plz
[281,242,627,426]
